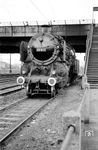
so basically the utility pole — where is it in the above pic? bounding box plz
[9,53,12,73]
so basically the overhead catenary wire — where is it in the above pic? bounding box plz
[47,0,56,19]
[29,0,49,20]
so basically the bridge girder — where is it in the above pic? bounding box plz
[0,24,90,53]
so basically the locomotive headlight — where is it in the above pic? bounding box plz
[57,45,59,49]
[17,76,25,85]
[22,70,26,75]
[48,77,56,86]
[52,70,56,75]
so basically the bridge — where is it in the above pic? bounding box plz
[0,19,93,53]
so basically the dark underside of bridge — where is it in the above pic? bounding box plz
[0,35,86,53]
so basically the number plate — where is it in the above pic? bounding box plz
[37,48,46,52]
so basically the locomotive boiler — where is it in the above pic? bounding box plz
[17,32,79,97]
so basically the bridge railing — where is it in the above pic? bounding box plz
[60,84,90,150]
[0,19,93,38]
[84,23,93,75]
[0,19,94,26]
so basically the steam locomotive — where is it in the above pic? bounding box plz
[17,32,79,97]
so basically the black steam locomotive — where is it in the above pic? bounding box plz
[17,32,79,97]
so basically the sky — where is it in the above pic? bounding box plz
[0,0,97,22]
[0,0,98,67]
[0,54,21,65]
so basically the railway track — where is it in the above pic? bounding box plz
[0,74,19,84]
[0,95,56,148]
[0,83,19,90]
[0,85,23,95]
[0,74,22,95]
[0,97,27,112]
[0,78,17,84]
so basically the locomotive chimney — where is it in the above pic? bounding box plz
[41,24,52,33]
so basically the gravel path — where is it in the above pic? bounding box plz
[2,81,84,150]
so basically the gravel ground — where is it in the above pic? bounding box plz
[0,89,26,108]
[2,81,84,150]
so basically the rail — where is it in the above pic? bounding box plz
[60,85,90,150]
[0,69,20,74]
[84,23,93,75]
